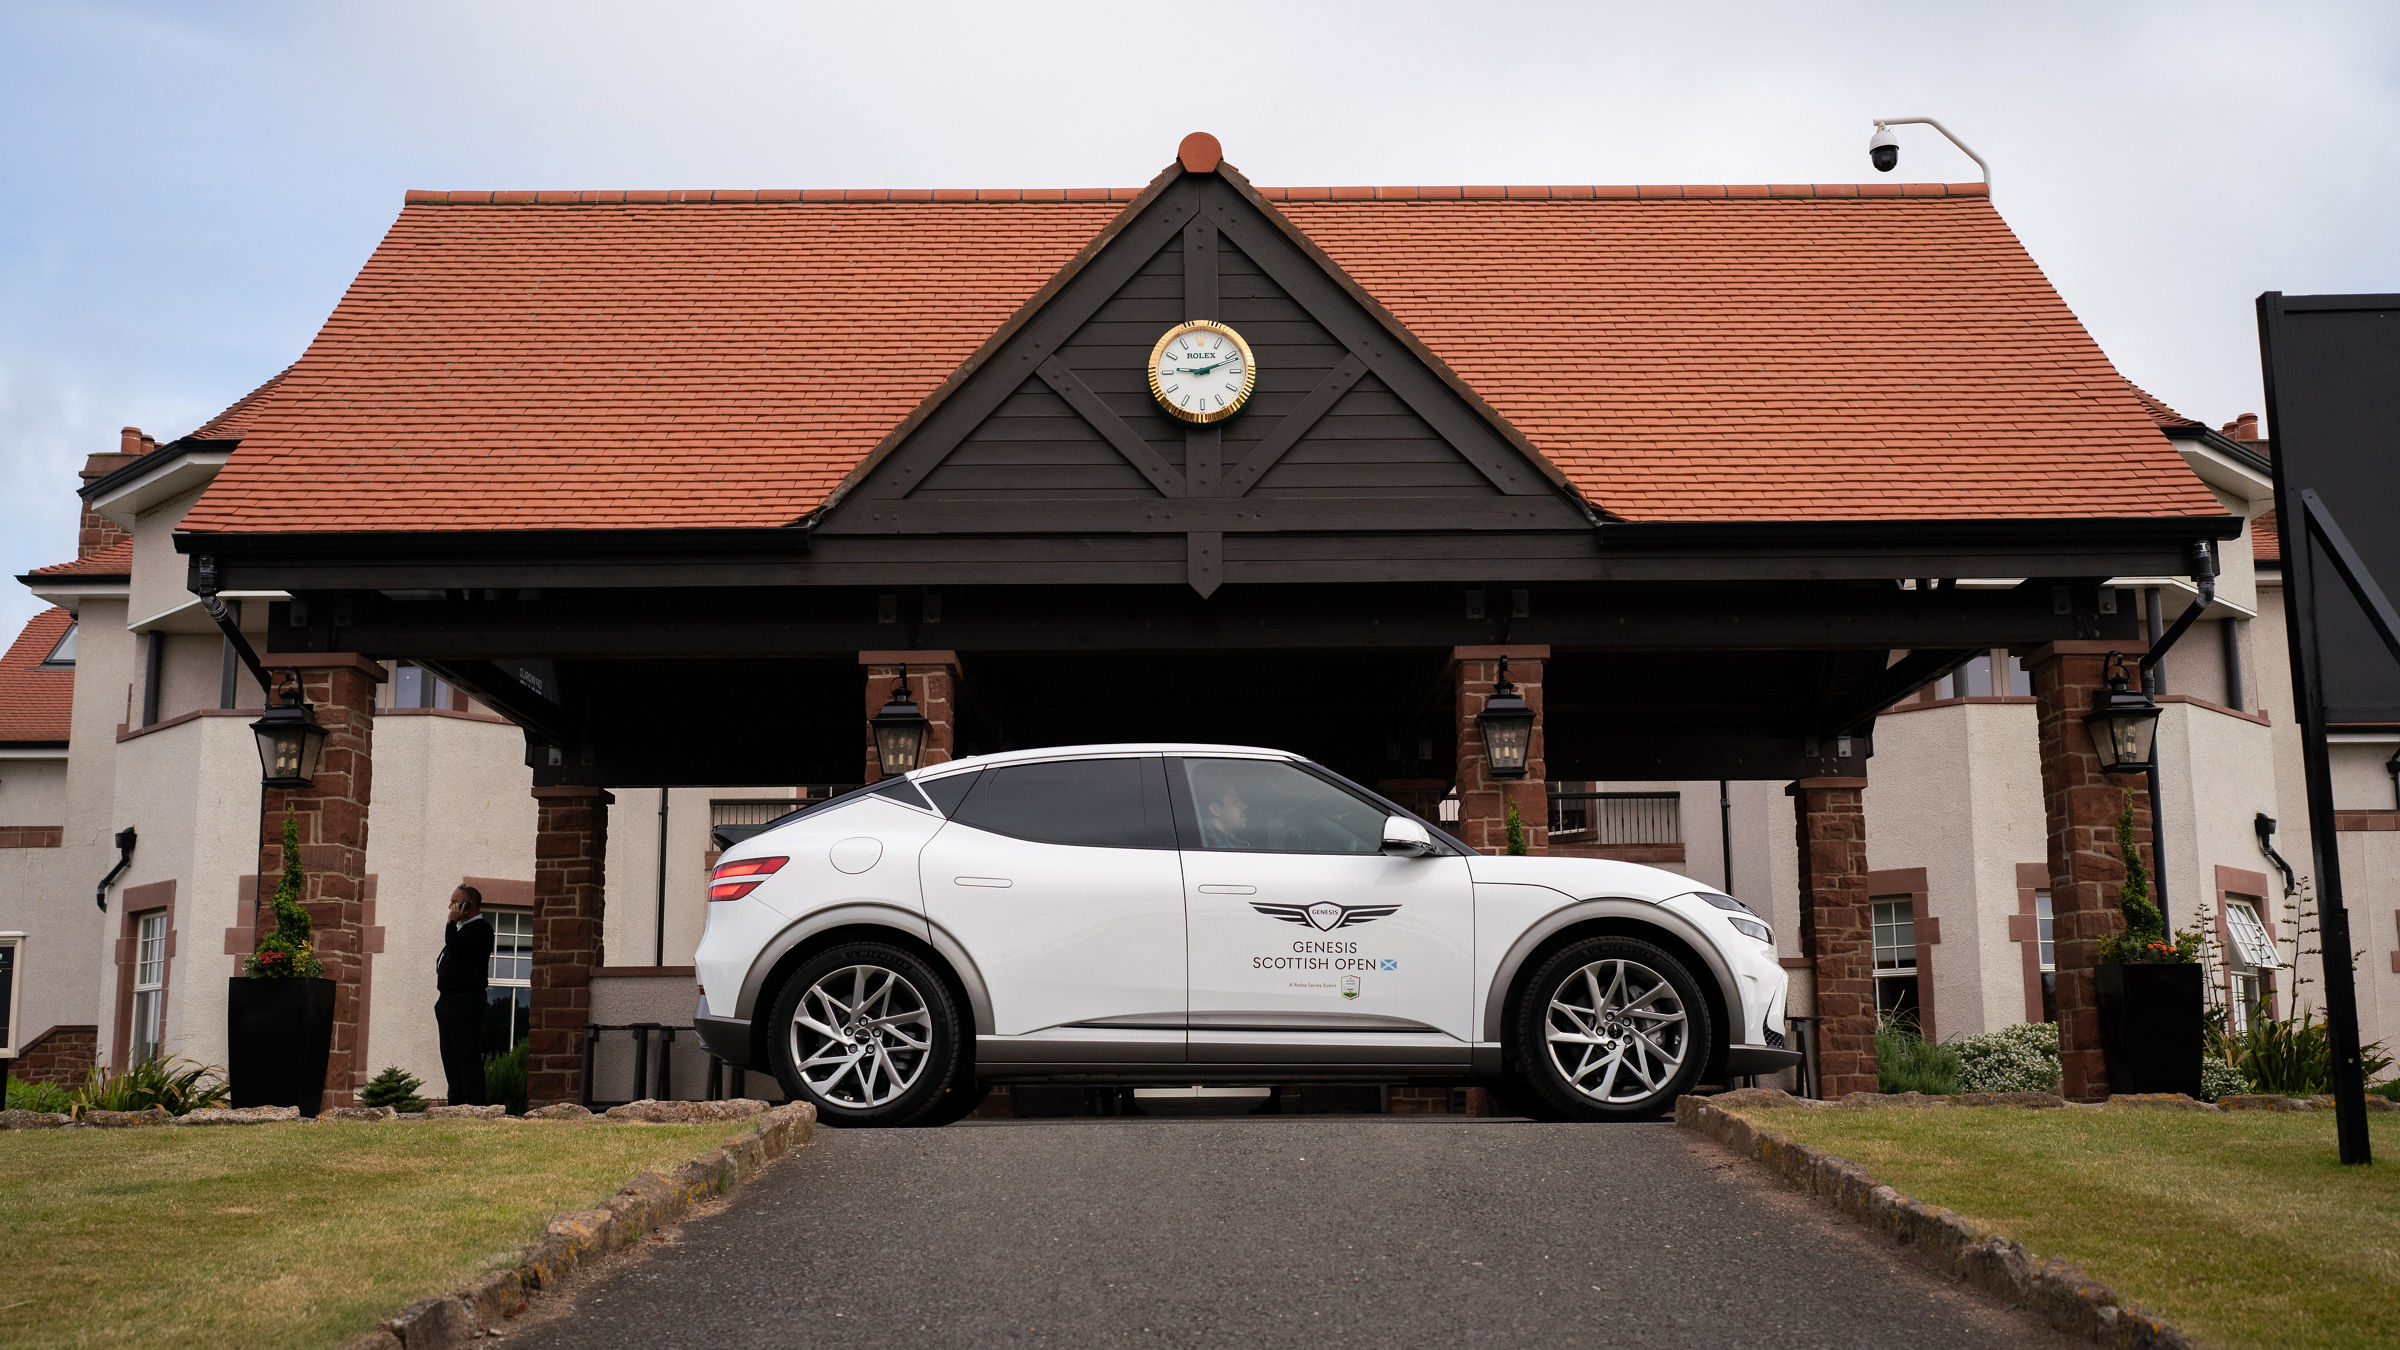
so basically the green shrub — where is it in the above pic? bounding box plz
[1503,801,1528,856]
[2199,1056,2248,1102]
[2372,1077,2400,1103]
[483,1039,528,1116]
[2095,792,2202,965]
[1952,1021,2062,1094]
[6,1076,76,1113]
[2227,1004,2393,1096]
[71,1057,231,1116]
[1876,1013,1960,1095]
[245,806,324,979]
[359,1065,427,1113]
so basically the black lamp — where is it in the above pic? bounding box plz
[869,666,931,778]
[1477,657,1535,780]
[2083,652,2162,775]
[250,674,328,788]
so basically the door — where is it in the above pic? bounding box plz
[1172,756,1475,1060]
[920,755,1186,1061]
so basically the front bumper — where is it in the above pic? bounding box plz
[1724,1043,1804,1075]
[694,1004,754,1068]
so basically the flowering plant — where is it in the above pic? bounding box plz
[244,807,324,978]
[2095,791,2202,964]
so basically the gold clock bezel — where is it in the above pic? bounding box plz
[1146,320,1258,424]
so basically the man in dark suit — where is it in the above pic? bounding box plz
[435,884,494,1107]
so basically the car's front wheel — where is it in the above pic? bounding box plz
[768,941,961,1128]
[1514,936,1713,1121]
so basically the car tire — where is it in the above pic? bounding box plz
[768,941,961,1128]
[1514,936,1713,1122]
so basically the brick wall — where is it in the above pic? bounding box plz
[76,430,154,557]
[10,1024,97,1085]
[1451,646,1547,855]
[528,786,612,1107]
[256,655,382,1105]
[1791,777,1875,1097]
[2027,641,2154,1101]
[0,826,64,848]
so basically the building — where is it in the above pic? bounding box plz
[4,135,2388,1111]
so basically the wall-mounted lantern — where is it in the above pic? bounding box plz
[869,666,931,778]
[2084,652,2162,775]
[250,674,328,788]
[1477,657,1535,780]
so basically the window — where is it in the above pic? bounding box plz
[955,758,1175,850]
[130,912,167,1064]
[42,624,76,667]
[483,909,533,1053]
[1936,654,1995,700]
[1547,787,1679,846]
[920,770,980,817]
[2224,897,2280,1032]
[2035,890,2057,1023]
[390,663,454,710]
[1871,899,1920,1025]
[1178,758,1385,854]
[0,935,20,1058]
[2006,655,2032,697]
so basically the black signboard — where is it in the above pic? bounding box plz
[2256,291,2400,1164]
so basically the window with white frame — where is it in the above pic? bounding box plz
[1871,898,1920,1025]
[483,908,532,1053]
[42,624,76,667]
[130,911,167,1064]
[2223,896,2280,1032]
[0,934,22,1058]
[2035,890,2057,1023]
[389,662,455,710]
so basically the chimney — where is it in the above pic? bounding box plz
[76,426,157,559]
[2223,413,2261,442]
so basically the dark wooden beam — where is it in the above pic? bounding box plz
[1225,354,1369,497]
[1036,358,1186,498]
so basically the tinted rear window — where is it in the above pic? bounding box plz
[919,770,981,817]
[950,758,1172,849]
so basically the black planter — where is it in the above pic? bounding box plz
[2095,961,2202,1097]
[227,977,336,1117]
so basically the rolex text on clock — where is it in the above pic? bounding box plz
[1148,320,1258,423]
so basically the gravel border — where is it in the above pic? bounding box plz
[341,1101,817,1350]
[1677,1089,2196,1350]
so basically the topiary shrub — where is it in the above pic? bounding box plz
[359,1065,427,1113]
[1952,1021,2062,1094]
[2095,792,2201,965]
[245,807,323,979]
[1503,801,1529,856]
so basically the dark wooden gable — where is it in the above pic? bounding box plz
[818,168,1587,594]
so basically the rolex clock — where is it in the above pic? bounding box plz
[1147,320,1257,423]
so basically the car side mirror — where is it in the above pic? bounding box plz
[1381,815,1435,857]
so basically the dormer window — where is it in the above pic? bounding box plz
[41,623,76,668]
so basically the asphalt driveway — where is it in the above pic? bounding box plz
[511,1114,2076,1349]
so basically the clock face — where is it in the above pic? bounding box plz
[1148,320,1257,424]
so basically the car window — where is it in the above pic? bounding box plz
[918,769,981,817]
[1178,758,1388,854]
[949,758,1173,849]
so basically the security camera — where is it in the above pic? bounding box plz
[1867,125,1899,173]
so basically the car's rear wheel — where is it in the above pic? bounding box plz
[1514,936,1712,1121]
[768,941,960,1128]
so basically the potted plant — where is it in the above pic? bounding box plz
[2093,793,2205,1096]
[227,808,337,1116]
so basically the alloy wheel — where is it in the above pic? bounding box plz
[1543,957,1691,1105]
[788,963,934,1108]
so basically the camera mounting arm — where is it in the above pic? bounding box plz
[1870,117,1992,189]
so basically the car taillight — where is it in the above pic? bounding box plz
[709,856,787,901]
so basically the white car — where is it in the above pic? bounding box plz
[693,744,1798,1125]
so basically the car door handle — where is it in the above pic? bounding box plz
[953,876,1013,888]
[1197,884,1255,895]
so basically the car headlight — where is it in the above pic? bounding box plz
[1727,916,1772,944]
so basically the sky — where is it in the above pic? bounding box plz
[3,0,2397,638]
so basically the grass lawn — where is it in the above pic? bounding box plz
[1736,1105,2400,1350]
[0,1120,749,1349]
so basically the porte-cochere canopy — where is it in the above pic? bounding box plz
[174,136,2234,787]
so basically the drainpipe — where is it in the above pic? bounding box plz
[190,555,274,699]
[2135,542,2221,936]
[655,790,671,966]
[1717,779,1735,894]
[2387,750,2400,812]
[95,827,136,911]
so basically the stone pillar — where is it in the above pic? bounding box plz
[2025,640,2154,1101]
[256,653,384,1106]
[1789,777,1874,1097]
[861,650,959,783]
[1451,646,1547,855]
[527,786,612,1108]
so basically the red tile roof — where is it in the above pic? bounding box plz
[2253,509,2281,564]
[0,608,74,744]
[188,364,296,441]
[24,540,133,580]
[2125,383,2204,430]
[181,171,2222,534]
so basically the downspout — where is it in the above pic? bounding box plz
[655,790,671,966]
[95,827,136,911]
[1718,779,1735,895]
[190,555,274,699]
[2135,541,2221,935]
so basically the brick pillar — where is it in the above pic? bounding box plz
[2025,640,2154,1101]
[256,653,384,1107]
[527,786,612,1107]
[861,650,959,783]
[1452,645,1547,855]
[1789,777,1875,1097]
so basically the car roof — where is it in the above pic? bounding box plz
[912,743,1301,778]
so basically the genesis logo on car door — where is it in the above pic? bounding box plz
[1250,901,1400,931]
